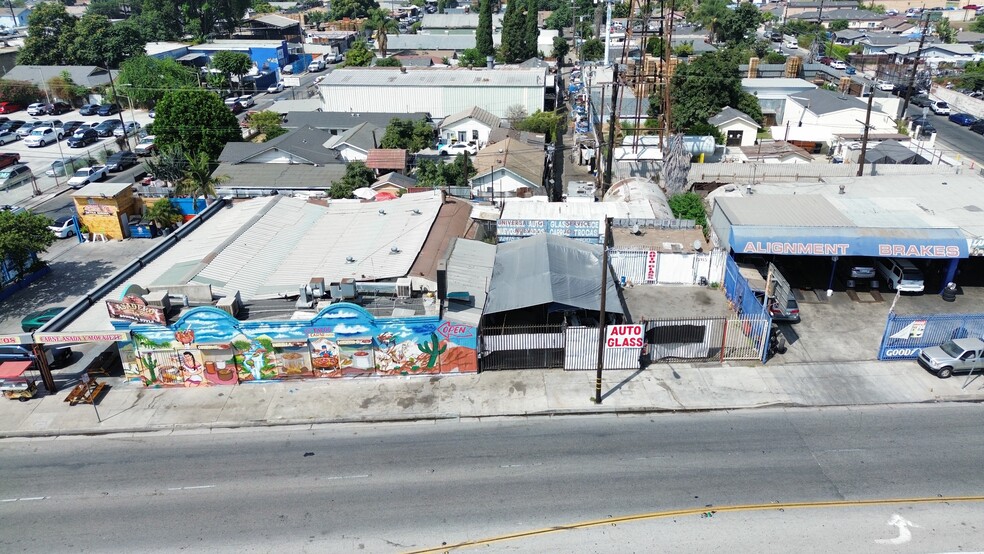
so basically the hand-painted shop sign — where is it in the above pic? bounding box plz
[35,331,130,344]
[497,219,601,241]
[733,230,968,258]
[81,204,117,216]
[437,321,475,340]
[337,338,372,345]
[305,327,335,338]
[605,325,644,349]
[106,298,167,325]
[0,334,31,345]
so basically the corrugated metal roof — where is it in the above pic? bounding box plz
[501,198,660,221]
[71,182,135,197]
[443,238,496,327]
[716,195,855,227]
[320,68,547,88]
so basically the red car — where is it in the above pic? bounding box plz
[0,152,19,169]
[0,102,22,114]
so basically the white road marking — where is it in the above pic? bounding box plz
[499,463,543,468]
[324,474,370,480]
[1,496,47,502]
[875,513,918,545]
[166,485,216,491]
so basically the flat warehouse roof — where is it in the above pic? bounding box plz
[321,68,547,87]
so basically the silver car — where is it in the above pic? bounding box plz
[0,129,18,145]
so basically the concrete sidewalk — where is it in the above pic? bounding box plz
[2,360,982,438]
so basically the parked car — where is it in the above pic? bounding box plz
[97,103,121,116]
[971,120,984,135]
[26,102,47,116]
[0,120,24,133]
[0,129,19,145]
[875,80,894,92]
[16,120,45,137]
[0,164,33,190]
[104,150,138,172]
[930,101,950,115]
[910,116,936,135]
[94,119,122,137]
[46,156,85,177]
[24,127,63,147]
[267,82,284,94]
[19,306,66,332]
[844,66,856,75]
[0,344,72,367]
[149,109,155,119]
[113,121,141,137]
[949,112,977,126]
[79,103,100,116]
[875,257,925,293]
[0,204,25,214]
[770,31,782,42]
[43,101,72,115]
[67,128,99,148]
[829,60,847,70]
[229,102,245,115]
[917,338,984,379]
[47,215,76,239]
[224,95,240,107]
[842,257,877,280]
[59,120,84,136]
[910,95,934,108]
[134,135,156,156]
[0,101,23,114]
[0,152,19,169]
[67,166,109,188]
[784,38,798,49]
[439,142,479,156]
[236,94,255,108]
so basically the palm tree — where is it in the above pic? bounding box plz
[365,9,400,58]
[178,150,228,202]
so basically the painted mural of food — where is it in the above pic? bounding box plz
[282,352,305,375]
[175,329,195,346]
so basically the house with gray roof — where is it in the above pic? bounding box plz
[323,122,385,162]
[778,88,897,145]
[384,34,501,54]
[439,106,501,148]
[283,111,431,135]
[708,106,760,147]
[790,9,887,30]
[419,13,504,32]
[3,65,116,89]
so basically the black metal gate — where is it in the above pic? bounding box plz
[479,324,565,370]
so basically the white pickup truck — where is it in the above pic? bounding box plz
[67,165,108,189]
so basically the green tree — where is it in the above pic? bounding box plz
[500,0,525,62]
[47,71,89,105]
[670,49,762,133]
[153,89,241,161]
[329,161,375,198]
[365,8,399,57]
[959,60,984,91]
[581,38,603,60]
[764,51,786,64]
[62,14,146,67]
[329,0,379,20]
[143,145,188,186]
[476,0,495,57]
[87,0,124,17]
[117,56,199,108]
[251,0,278,13]
[306,10,329,30]
[414,154,476,188]
[458,47,486,67]
[0,80,43,106]
[668,192,707,230]
[343,40,375,67]
[716,3,761,46]
[375,56,401,67]
[522,0,540,60]
[829,19,849,32]
[551,35,570,60]
[673,41,695,57]
[516,109,561,141]
[936,18,956,44]
[18,2,75,65]
[179,150,229,200]
[0,211,55,284]
[143,198,183,228]
[972,16,984,33]
[247,110,288,141]
[182,0,252,39]
[612,1,631,18]
[380,118,434,152]
[693,0,729,43]
[211,51,253,94]
[646,36,665,58]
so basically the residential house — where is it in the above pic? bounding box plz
[323,122,385,162]
[236,14,303,42]
[708,106,760,147]
[832,30,869,45]
[783,1,857,16]
[859,34,922,55]
[886,43,980,66]
[393,56,436,67]
[214,125,346,194]
[439,106,501,148]
[881,16,915,35]
[956,31,984,45]
[739,141,814,164]
[776,88,896,149]
[319,68,548,119]
[789,9,887,30]
[470,138,546,201]
[741,77,817,127]
[373,172,418,196]
[366,149,408,175]
[283,111,432,135]
[487,127,546,147]
[3,65,116,89]
[0,7,30,29]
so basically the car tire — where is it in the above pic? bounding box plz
[937,367,953,379]
[39,140,45,147]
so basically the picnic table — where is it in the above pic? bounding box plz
[64,376,106,406]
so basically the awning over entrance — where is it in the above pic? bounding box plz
[730,226,968,258]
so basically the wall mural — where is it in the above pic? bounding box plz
[126,303,479,387]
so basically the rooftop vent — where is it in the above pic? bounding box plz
[345,256,355,263]
[390,246,401,254]
[378,209,386,215]
[411,209,421,215]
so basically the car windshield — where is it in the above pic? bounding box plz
[29,129,45,135]
[940,341,963,357]
[939,102,949,107]
[72,170,89,177]
[901,268,922,279]
[139,137,153,144]
[0,170,10,178]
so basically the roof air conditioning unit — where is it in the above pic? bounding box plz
[216,291,242,317]
[144,290,171,312]
[330,279,357,300]
[396,277,412,299]
[296,285,314,309]
[309,277,326,298]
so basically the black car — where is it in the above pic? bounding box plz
[909,116,936,136]
[769,31,782,42]
[97,103,121,116]
[94,119,122,137]
[971,120,984,135]
[104,150,138,172]
[67,128,99,148]
[44,101,72,115]
[0,120,24,133]
[909,95,934,108]
[79,103,100,116]
[60,120,84,136]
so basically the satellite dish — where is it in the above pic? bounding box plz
[631,224,641,235]
[693,240,703,252]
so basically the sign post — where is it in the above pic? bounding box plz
[81,373,101,422]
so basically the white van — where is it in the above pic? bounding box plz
[876,258,925,293]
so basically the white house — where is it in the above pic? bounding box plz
[439,106,501,148]
[773,88,896,146]
[741,77,817,126]
[470,138,546,200]
[886,42,981,66]
[708,106,760,147]
[319,67,547,119]
[0,7,30,29]
[323,122,384,162]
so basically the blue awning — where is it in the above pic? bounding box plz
[729,225,968,258]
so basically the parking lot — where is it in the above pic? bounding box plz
[0,105,154,208]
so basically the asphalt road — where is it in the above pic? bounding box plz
[3,405,984,552]
[910,105,984,164]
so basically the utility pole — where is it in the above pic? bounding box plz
[897,13,932,120]
[105,61,131,151]
[603,63,619,192]
[661,0,675,139]
[856,91,875,177]
[604,0,613,66]
[594,216,612,404]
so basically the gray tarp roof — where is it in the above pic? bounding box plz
[484,233,623,315]
[866,139,929,165]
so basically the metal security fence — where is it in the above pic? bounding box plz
[722,255,771,362]
[689,162,960,184]
[879,312,984,360]
[563,326,643,370]
[645,317,726,362]
[479,324,565,370]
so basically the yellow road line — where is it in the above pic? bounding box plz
[406,495,984,554]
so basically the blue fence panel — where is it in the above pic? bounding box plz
[722,255,772,361]
[879,312,984,360]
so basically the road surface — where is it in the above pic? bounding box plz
[2,404,983,552]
